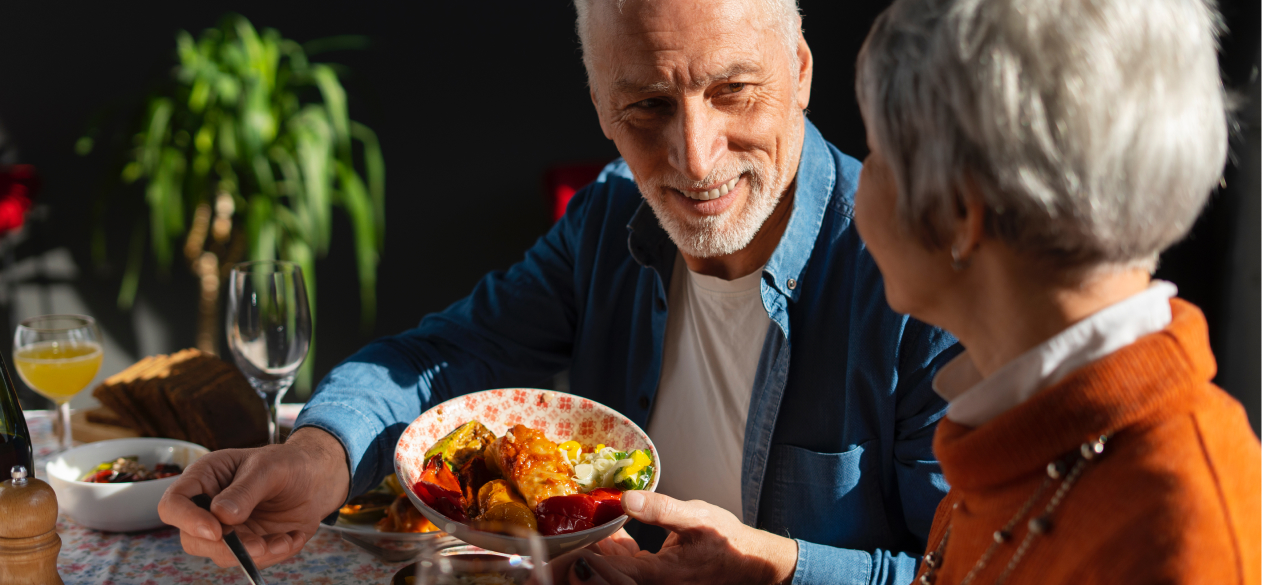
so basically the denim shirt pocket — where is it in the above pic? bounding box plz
[761,440,893,549]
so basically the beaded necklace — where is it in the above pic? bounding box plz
[918,435,1109,585]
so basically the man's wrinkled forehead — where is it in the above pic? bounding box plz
[587,0,773,88]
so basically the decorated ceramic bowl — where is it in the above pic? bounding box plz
[394,388,660,557]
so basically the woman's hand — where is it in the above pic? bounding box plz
[157,427,350,568]
[544,491,798,584]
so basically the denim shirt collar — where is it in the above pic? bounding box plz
[626,118,835,313]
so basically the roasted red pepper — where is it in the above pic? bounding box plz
[413,455,469,523]
[589,488,624,526]
[536,494,597,536]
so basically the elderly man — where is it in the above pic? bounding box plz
[159,0,959,583]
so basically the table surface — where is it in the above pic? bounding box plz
[28,408,411,585]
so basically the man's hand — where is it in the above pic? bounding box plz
[157,427,350,568]
[544,491,798,585]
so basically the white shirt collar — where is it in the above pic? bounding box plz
[933,280,1179,427]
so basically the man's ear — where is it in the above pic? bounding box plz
[795,32,813,110]
[591,88,614,140]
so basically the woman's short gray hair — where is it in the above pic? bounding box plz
[574,0,802,79]
[856,0,1229,272]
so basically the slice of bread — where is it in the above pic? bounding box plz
[90,349,268,450]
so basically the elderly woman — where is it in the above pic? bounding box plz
[851,0,1261,583]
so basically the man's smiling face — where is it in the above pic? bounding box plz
[586,0,811,259]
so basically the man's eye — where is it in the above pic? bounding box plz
[724,83,746,94]
[631,98,666,110]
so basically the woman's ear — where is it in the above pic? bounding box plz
[950,180,987,262]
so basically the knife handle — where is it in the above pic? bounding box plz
[191,493,213,511]
[190,493,232,534]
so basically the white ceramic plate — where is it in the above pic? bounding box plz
[45,437,208,532]
[394,388,660,558]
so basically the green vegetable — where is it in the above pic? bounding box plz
[612,449,654,491]
[424,420,496,472]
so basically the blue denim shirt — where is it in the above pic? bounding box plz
[296,119,960,585]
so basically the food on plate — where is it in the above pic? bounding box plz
[426,421,497,472]
[564,443,654,491]
[484,425,581,510]
[79,456,182,483]
[476,479,538,531]
[416,453,470,523]
[413,421,655,536]
[377,493,441,533]
[339,473,441,533]
[337,491,397,523]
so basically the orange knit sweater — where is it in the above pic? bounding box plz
[914,299,1261,585]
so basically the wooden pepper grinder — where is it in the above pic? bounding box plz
[0,465,63,585]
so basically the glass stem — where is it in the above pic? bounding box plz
[58,401,72,452]
[265,387,290,445]
[265,392,281,445]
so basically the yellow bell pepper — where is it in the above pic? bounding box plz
[559,440,582,463]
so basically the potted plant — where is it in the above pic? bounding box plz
[82,14,385,394]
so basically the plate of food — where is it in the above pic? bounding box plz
[394,388,660,557]
[321,473,460,561]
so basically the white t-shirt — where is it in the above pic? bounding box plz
[646,253,771,518]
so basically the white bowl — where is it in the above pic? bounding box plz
[45,437,209,532]
[395,388,660,558]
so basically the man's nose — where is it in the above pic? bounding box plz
[667,97,726,182]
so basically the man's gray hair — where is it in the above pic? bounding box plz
[574,0,802,80]
[856,0,1229,272]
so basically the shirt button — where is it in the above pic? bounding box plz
[638,396,650,409]
[787,278,797,290]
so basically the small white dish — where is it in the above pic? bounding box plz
[45,437,208,532]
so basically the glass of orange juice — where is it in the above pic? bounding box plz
[13,315,103,452]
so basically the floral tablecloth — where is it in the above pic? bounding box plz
[27,409,409,585]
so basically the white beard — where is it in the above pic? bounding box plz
[634,121,801,259]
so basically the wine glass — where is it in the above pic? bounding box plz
[226,260,311,445]
[409,529,551,585]
[13,315,104,453]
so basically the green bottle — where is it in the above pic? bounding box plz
[0,352,33,478]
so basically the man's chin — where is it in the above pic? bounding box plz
[652,207,756,259]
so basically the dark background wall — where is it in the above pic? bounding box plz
[1,1,1258,430]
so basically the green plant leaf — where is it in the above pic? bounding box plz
[351,121,385,250]
[252,153,277,196]
[311,65,350,160]
[247,195,277,261]
[241,79,276,153]
[268,144,302,197]
[189,78,211,113]
[118,221,148,309]
[336,161,379,329]
[143,98,173,173]
[291,106,333,253]
[285,238,317,399]
[279,39,309,72]
[218,112,239,161]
